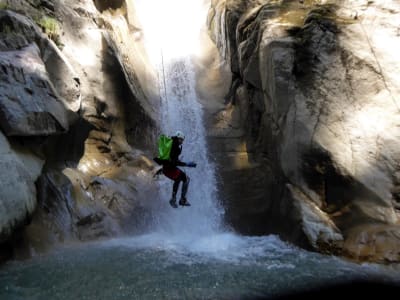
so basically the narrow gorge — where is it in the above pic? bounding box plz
[1,0,400,272]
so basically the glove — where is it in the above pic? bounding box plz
[186,161,197,168]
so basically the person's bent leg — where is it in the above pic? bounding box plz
[169,180,180,208]
[172,180,180,198]
[163,166,181,208]
[179,173,191,206]
[181,176,190,199]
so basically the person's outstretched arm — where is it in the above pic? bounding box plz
[185,161,196,167]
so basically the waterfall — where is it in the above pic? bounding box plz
[133,0,225,237]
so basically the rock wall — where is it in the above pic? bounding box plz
[206,0,400,263]
[0,0,161,260]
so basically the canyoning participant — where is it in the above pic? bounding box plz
[154,131,197,208]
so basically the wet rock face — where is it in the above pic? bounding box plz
[208,0,400,263]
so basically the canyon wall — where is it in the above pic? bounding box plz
[0,0,161,260]
[205,0,400,263]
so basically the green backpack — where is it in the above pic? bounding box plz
[157,134,173,161]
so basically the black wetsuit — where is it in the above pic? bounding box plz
[162,136,189,200]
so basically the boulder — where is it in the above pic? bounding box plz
[0,131,43,242]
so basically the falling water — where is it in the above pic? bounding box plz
[134,0,224,236]
[153,55,225,235]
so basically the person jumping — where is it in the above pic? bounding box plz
[154,130,197,208]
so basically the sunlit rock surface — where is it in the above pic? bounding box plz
[207,0,400,263]
[0,11,74,136]
[0,0,159,260]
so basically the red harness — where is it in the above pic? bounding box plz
[162,166,182,181]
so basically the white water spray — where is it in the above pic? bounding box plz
[133,0,225,237]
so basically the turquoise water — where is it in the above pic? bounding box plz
[1,232,399,300]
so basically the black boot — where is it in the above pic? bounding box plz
[169,190,178,208]
[169,196,178,208]
[179,197,191,206]
[179,177,190,206]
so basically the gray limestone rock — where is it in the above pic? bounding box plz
[207,0,400,263]
[0,131,43,242]
[0,43,70,136]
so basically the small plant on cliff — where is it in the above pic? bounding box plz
[36,16,62,47]
[0,2,8,10]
